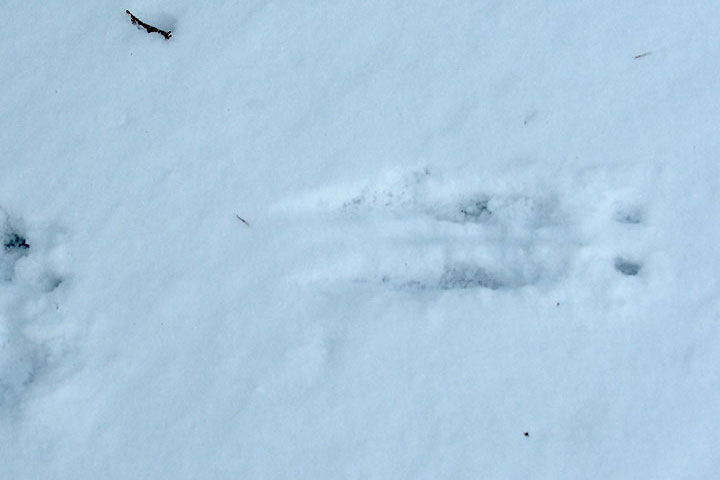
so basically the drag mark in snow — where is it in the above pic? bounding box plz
[277,169,575,292]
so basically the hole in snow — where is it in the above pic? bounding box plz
[614,258,641,276]
[614,206,643,224]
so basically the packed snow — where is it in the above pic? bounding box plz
[2,1,719,478]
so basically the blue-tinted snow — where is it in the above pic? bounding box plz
[1,1,719,478]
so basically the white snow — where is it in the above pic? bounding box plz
[2,1,720,478]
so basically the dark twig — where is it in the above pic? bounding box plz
[236,215,250,227]
[126,10,172,39]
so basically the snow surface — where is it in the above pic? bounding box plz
[2,1,720,478]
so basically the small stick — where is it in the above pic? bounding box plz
[126,10,172,40]
[634,52,651,59]
[236,215,250,226]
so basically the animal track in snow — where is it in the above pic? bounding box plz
[279,169,576,291]
[614,204,643,225]
[614,257,641,276]
[612,203,644,276]
[0,211,69,406]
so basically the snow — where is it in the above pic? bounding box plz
[2,1,720,478]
